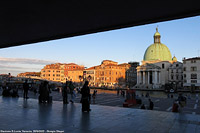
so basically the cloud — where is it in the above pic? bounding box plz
[0,57,57,76]
[0,64,40,71]
[0,57,57,65]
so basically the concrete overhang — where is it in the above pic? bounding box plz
[0,1,200,48]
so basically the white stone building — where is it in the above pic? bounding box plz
[183,57,200,90]
[168,61,183,89]
[136,28,178,89]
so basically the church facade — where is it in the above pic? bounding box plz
[136,28,180,89]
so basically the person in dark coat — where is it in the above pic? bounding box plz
[69,81,75,103]
[23,80,29,99]
[39,81,51,103]
[62,80,69,104]
[81,81,91,112]
[149,99,154,110]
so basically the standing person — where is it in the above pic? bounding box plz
[69,81,75,103]
[141,104,146,109]
[172,101,179,113]
[81,81,91,112]
[62,80,69,104]
[43,81,51,103]
[39,81,51,103]
[23,80,29,99]
[148,99,154,110]
[117,89,119,96]
[92,89,97,103]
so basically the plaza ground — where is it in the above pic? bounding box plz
[2,89,199,115]
[1,89,200,132]
[1,96,200,132]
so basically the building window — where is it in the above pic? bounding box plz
[171,75,173,80]
[191,67,197,71]
[191,60,196,63]
[171,70,173,73]
[183,67,186,71]
[176,75,179,80]
[184,74,186,78]
[191,74,197,79]
[191,80,197,83]
[176,64,179,67]
[162,64,165,69]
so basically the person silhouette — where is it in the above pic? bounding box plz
[81,81,91,112]
[23,80,29,99]
[62,80,69,104]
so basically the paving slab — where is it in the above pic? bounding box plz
[0,96,200,133]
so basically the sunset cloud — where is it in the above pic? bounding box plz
[0,57,57,65]
[0,57,57,76]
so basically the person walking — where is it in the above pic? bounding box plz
[23,80,29,99]
[81,81,91,112]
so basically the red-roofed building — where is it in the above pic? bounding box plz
[41,63,84,82]
[93,60,130,87]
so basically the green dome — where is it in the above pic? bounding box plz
[143,43,172,61]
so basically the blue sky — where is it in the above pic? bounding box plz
[0,16,200,76]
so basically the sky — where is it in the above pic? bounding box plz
[0,16,200,76]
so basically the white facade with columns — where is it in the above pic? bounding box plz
[136,61,171,89]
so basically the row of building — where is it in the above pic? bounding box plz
[17,60,139,88]
[16,28,200,90]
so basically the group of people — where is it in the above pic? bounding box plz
[62,80,76,104]
[172,93,187,113]
[140,99,154,110]
[1,84,19,97]
[62,79,91,112]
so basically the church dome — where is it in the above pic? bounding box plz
[143,28,172,61]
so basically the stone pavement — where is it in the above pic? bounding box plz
[1,96,200,133]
